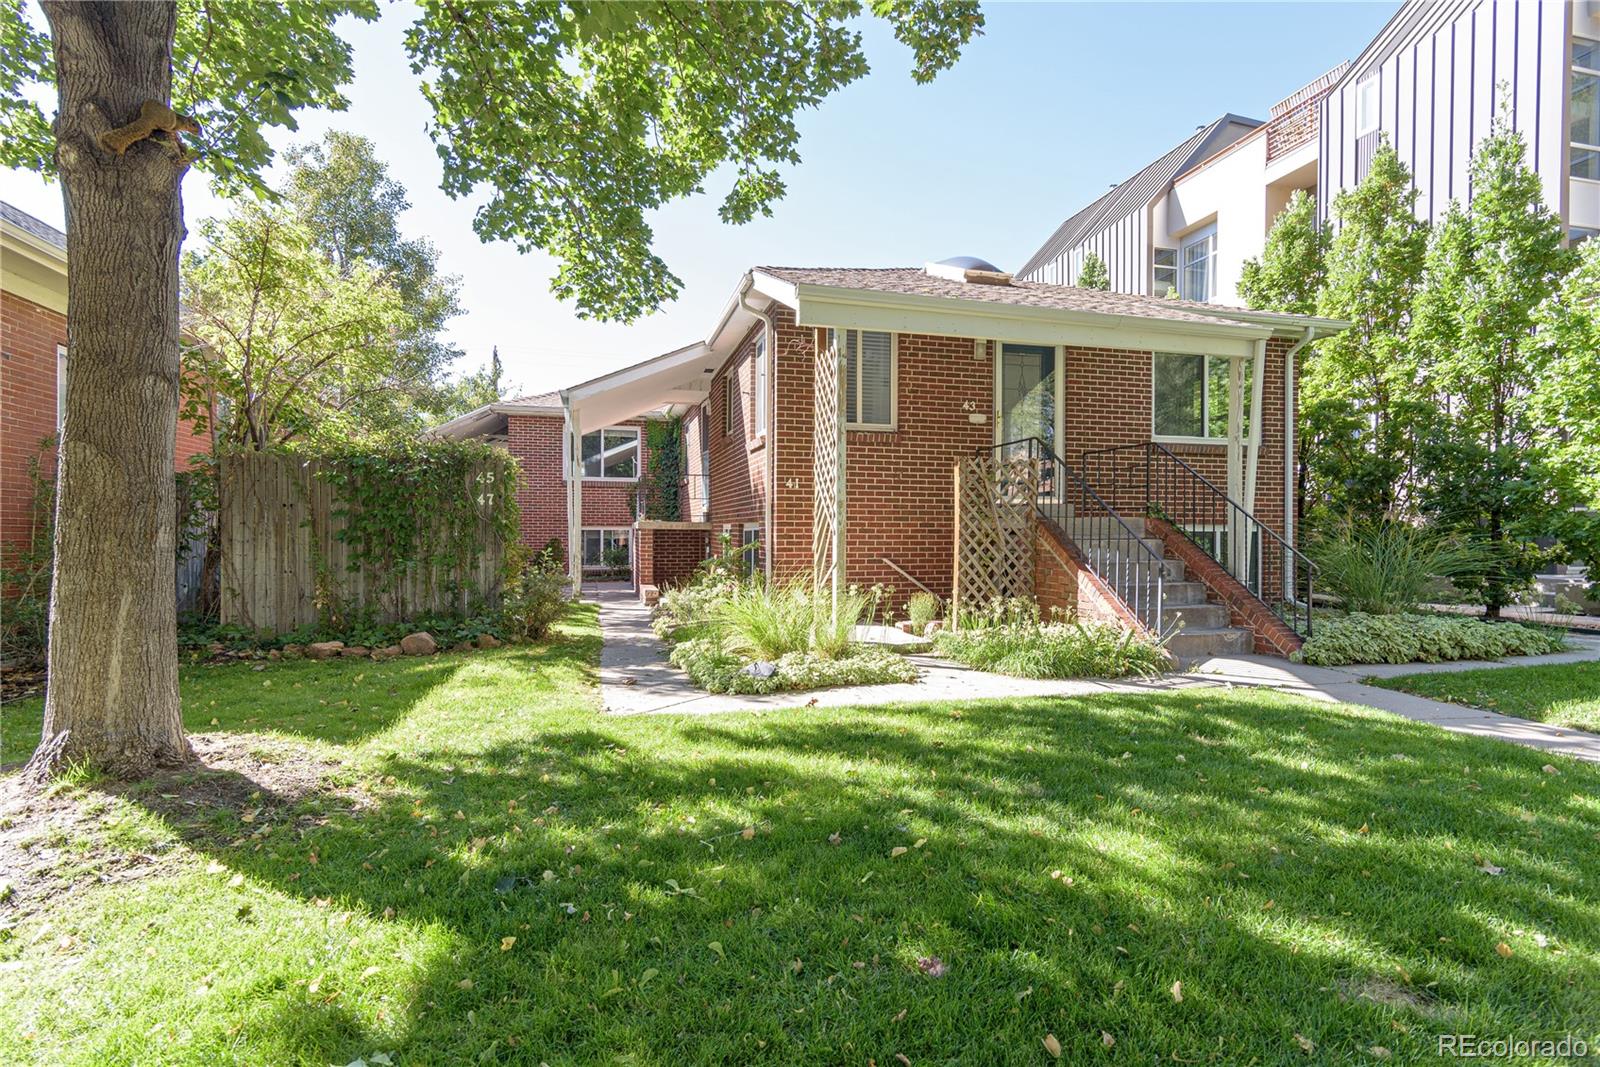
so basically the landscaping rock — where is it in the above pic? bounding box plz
[306,641,345,660]
[925,620,944,636]
[373,644,403,660]
[741,661,778,679]
[341,646,370,658]
[453,640,475,652]
[281,643,304,657]
[476,634,502,650]
[401,632,438,656]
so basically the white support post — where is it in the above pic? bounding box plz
[1226,355,1245,584]
[1242,338,1267,590]
[832,345,847,614]
[562,408,583,596]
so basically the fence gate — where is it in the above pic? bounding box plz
[951,454,1036,624]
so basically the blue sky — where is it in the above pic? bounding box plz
[0,1,1398,400]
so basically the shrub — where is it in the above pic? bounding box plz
[935,620,1169,679]
[1308,520,1484,614]
[808,585,871,659]
[714,580,814,659]
[499,545,569,641]
[1295,612,1566,666]
[653,574,739,644]
[906,591,941,634]
[669,637,918,694]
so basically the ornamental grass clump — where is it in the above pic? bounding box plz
[1295,612,1566,666]
[906,591,941,635]
[1308,520,1484,614]
[935,598,1169,679]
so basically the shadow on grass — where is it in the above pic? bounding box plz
[63,686,1600,1065]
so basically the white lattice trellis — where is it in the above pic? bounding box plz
[952,454,1037,625]
[813,331,844,604]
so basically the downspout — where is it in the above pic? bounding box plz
[1278,325,1319,600]
[736,277,775,582]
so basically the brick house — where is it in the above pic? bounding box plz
[1,202,211,581]
[448,258,1346,659]
[432,388,685,576]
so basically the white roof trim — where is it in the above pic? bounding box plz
[561,340,713,435]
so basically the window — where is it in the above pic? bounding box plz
[582,528,631,572]
[741,524,762,576]
[1355,74,1380,135]
[829,329,896,430]
[1573,38,1600,181]
[753,336,767,436]
[1180,229,1215,302]
[1183,525,1262,592]
[1152,353,1253,440]
[573,427,639,480]
[1152,248,1177,297]
[56,344,67,428]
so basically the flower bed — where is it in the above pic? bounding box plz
[934,619,1169,679]
[653,566,921,694]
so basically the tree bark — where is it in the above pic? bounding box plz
[27,1,191,780]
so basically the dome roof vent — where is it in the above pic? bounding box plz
[925,256,1012,285]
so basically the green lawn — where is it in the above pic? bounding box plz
[2,605,1598,1065]
[1371,661,1600,734]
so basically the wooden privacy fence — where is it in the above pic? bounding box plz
[219,452,509,633]
[951,453,1037,621]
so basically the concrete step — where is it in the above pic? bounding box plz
[1050,514,1146,537]
[1161,580,1210,605]
[1166,626,1253,662]
[1164,602,1231,630]
[1074,535,1167,559]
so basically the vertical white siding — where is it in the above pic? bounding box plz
[1319,0,1571,225]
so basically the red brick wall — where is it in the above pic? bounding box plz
[505,412,650,562]
[706,320,771,565]
[634,522,711,593]
[2,290,210,570]
[1034,519,1150,632]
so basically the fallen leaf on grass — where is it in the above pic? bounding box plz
[1101,1031,1115,1048]
[1369,1047,1391,1060]
[894,1055,911,1066]
[1294,1033,1315,1054]
[741,826,755,840]
[360,965,381,980]
[1476,861,1505,876]
[890,846,908,858]
[1042,1033,1062,1058]
[500,937,516,952]
[916,956,946,978]
[1495,941,1513,958]
[828,831,842,845]
[639,968,658,987]
[707,941,724,960]
[1171,980,1183,1003]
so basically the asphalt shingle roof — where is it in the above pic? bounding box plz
[756,266,1270,329]
[1,201,66,251]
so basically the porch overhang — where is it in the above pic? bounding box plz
[559,340,714,435]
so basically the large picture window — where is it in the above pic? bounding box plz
[582,528,632,571]
[1574,38,1599,181]
[576,427,639,480]
[1152,353,1252,441]
[1180,230,1215,302]
[830,329,896,430]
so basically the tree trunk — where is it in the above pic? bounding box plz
[27,1,191,780]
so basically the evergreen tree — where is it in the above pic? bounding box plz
[1410,122,1584,616]
[1238,189,1327,315]
[1306,141,1430,523]
[1077,250,1110,290]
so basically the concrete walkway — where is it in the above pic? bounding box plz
[591,585,1600,762]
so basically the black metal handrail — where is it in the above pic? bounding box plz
[1081,441,1315,637]
[986,438,1167,635]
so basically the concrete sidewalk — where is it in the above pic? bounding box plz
[592,585,1600,762]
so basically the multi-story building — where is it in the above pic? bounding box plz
[1020,0,1600,305]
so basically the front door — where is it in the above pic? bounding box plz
[996,342,1061,494]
